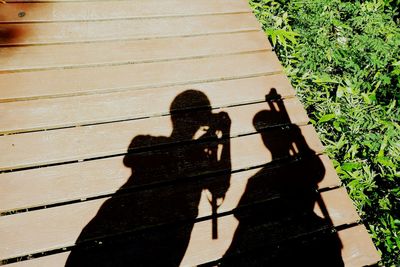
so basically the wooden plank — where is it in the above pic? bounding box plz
[0,187,358,261]
[0,154,340,213]
[0,51,282,102]
[339,225,381,267]
[5,224,379,267]
[7,252,70,267]
[0,74,291,134]
[0,13,260,46]
[0,31,270,72]
[183,224,377,267]
[4,0,180,1]
[0,100,312,171]
[3,225,377,267]
[0,0,251,22]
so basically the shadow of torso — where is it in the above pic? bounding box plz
[65,135,207,267]
[223,152,344,266]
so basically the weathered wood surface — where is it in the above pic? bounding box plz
[0,102,313,170]
[0,185,357,260]
[0,52,281,101]
[0,13,260,46]
[0,75,290,134]
[7,225,378,267]
[0,32,270,72]
[0,155,341,214]
[0,0,380,266]
[0,0,251,22]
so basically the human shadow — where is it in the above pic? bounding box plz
[220,89,344,266]
[65,90,231,266]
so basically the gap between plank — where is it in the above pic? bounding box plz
[0,12,252,24]
[0,92,296,136]
[0,71,283,103]
[1,153,327,215]
[1,200,361,265]
[0,49,270,74]
[0,29,261,47]
[0,122,311,173]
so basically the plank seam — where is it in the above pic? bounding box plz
[0,49,271,73]
[0,94,297,136]
[4,0,198,2]
[0,11,252,24]
[1,152,324,215]
[0,122,311,173]
[0,29,261,47]
[0,29,262,48]
[0,200,362,265]
[197,222,364,267]
[0,71,283,103]
[2,0,247,3]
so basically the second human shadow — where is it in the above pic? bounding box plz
[220,89,344,266]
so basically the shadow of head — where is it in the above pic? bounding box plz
[253,88,311,157]
[170,90,213,139]
[253,109,293,157]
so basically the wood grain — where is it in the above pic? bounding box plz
[0,154,340,214]
[0,13,260,46]
[5,224,379,267]
[0,187,358,261]
[0,51,282,102]
[182,222,377,266]
[0,74,292,134]
[338,225,381,267]
[0,31,270,72]
[0,100,312,171]
[0,0,251,22]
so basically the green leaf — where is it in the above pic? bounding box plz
[318,114,336,123]
[376,156,396,168]
[336,86,345,98]
[341,162,363,171]
[313,75,339,84]
[333,120,342,131]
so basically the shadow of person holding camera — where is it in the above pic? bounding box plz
[66,90,231,266]
[220,89,344,266]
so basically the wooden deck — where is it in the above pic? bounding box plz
[0,0,380,266]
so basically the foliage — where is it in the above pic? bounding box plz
[249,0,400,265]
